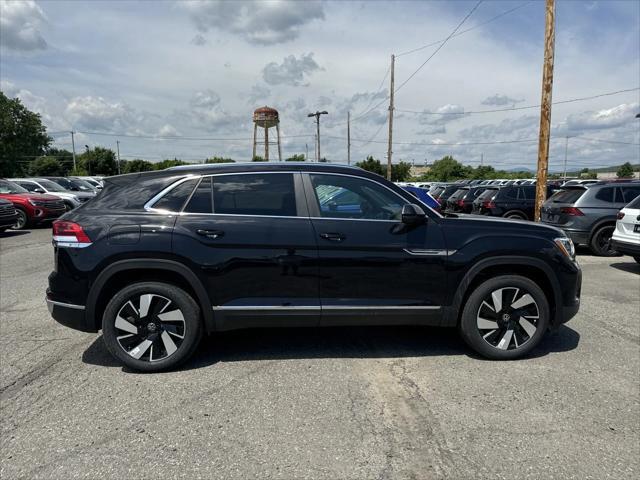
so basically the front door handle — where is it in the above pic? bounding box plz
[319,232,345,242]
[196,229,225,239]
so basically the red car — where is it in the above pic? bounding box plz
[0,179,66,229]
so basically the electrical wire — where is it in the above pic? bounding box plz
[394,0,484,94]
[396,1,531,57]
[396,87,640,115]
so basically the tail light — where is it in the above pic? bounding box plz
[483,201,496,209]
[560,207,584,216]
[437,198,444,204]
[53,220,92,248]
[457,199,465,207]
[617,211,625,220]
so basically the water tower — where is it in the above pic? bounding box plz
[252,106,282,161]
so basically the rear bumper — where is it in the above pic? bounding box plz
[611,239,640,257]
[46,295,96,333]
[559,228,590,246]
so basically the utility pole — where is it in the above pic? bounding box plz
[307,111,328,162]
[534,0,556,222]
[347,111,351,165]
[386,54,395,181]
[70,131,77,171]
[116,140,121,175]
[305,143,309,161]
[314,134,318,161]
[562,136,569,181]
[85,145,91,176]
[481,153,484,167]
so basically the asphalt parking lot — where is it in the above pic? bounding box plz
[1,226,638,479]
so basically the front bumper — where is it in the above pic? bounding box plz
[46,295,96,333]
[0,214,18,228]
[611,239,640,257]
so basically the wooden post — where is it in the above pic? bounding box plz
[534,0,556,222]
[347,111,351,165]
[265,126,269,161]
[386,54,395,181]
[276,123,282,161]
[252,123,257,160]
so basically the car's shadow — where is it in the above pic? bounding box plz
[0,230,30,238]
[82,324,581,373]
[610,261,640,275]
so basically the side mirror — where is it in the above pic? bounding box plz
[34,188,45,193]
[401,203,426,225]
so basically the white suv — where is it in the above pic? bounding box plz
[10,178,94,211]
[612,195,640,263]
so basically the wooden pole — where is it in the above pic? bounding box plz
[386,54,395,181]
[252,123,257,160]
[265,126,269,161]
[534,0,556,222]
[347,111,351,165]
[276,123,282,161]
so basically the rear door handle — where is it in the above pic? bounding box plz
[319,232,345,242]
[196,229,225,239]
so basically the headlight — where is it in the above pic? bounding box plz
[554,237,575,259]
[28,199,38,207]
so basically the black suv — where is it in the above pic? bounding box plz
[47,163,581,371]
[473,185,554,220]
[541,182,640,256]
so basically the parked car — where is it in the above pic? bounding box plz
[562,179,599,187]
[74,176,103,189]
[0,179,66,229]
[432,185,461,206]
[400,185,440,210]
[47,162,581,372]
[0,198,18,232]
[611,194,640,262]
[472,185,553,220]
[45,177,98,195]
[446,186,490,213]
[10,178,94,211]
[541,182,640,256]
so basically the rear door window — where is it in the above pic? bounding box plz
[522,187,535,200]
[152,178,199,212]
[595,187,614,203]
[213,173,297,217]
[502,187,518,200]
[621,186,640,204]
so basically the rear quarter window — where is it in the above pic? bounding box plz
[621,186,640,204]
[152,178,199,211]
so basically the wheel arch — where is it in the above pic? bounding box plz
[86,259,214,333]
[443,256,561,328]
[588,217,616,243]
[502,209,528,219]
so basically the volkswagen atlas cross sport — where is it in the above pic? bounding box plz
[47,163,582,372]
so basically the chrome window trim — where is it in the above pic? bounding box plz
[212,305,440,311]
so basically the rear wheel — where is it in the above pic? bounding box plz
[503,210,527,220]
[11,208,28,230]
[102,282,203,372]
[589,225,619,257]
[459,275,550,359]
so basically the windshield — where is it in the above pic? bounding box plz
[37,179,68,192]
[0,179,29,194]
[71,179,95,191]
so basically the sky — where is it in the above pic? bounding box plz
[1,0,639,171]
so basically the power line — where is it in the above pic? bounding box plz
[67,130,315,141]
[396,87,640,115]
[396,1,532,57]
[571,136,640,146]
[394,1,484,94]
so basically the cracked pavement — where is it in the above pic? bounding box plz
[1,228,639,479]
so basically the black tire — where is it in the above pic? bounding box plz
[63,201,74,212]
[589,225,619,257]
[11,208,28,230]
[0,227,6,233]
[102,282,203,372]
[503,210,527,220]
[459,275,550,360]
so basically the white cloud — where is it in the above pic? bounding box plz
[0,0,47,52]
[182,0,324,45]
[65,96,139,132]
[559,103,640,132]
[247,84,271,104]
[158,124,179,137]
[190,34,206,46]
[481,94,524,106]
[262,53,322,87]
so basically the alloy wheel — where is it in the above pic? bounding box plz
[594,226,615,255]
[476,287,540,351]
[12,210,27,230]
[114,293,186,362]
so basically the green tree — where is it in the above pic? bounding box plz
[29,156,66,176]
[153,159,188,170]
[0,91,51,177]
[392,161,412,182]
[425,156,467,181]
[285,154,306,162]
[252,155,266,162]
[78,147,117,176]
[206,157,235,163]
[356,156,386,177]
[473,165,497,179]
[616,162,634,179]
[122,159,154,173]
[579,168,597,179]
[355,157,413,182]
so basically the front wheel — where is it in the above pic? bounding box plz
[503,210,527,220]
[102,282,203,372]
[11,208,28,230]
[459,275,550,360]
